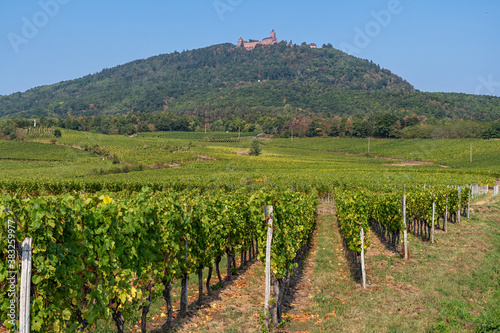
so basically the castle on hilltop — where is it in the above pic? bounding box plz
[238,30,280,50]
[238,30,317,50]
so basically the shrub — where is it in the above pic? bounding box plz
[249,140,262,156]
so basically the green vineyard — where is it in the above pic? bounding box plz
[0,188,317,331]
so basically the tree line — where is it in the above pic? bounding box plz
[1,113,499,139]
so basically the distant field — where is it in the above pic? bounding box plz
[0,140,97,162]
[270,138,500,172]
[0,139,112,180]
[1,130,497,186]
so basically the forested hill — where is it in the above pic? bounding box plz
[1,42,499,121]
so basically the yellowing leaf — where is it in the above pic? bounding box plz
[62,308,71,321]
[119,293,127,304]
[53,319,61,332]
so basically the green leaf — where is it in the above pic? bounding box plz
[32,275,42,285]
[62,308,71,321]
[32,316,43,331]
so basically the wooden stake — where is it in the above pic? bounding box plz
[20,238,33,333]
[467,190,470,218]
[444,195,448,233]
[360,228,366,289]
[431,198,435,244]
[180,239,189,318]
[263,205,274,318]
[402,195,408,259]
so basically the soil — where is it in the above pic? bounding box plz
[236,150,249,156]
[195,154,217,161]
[279,218,322,332]
[144,261,265,333]
[321,149,450,168]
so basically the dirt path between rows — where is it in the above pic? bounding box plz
[163,261,267,333]
[138,204,335,333]
[152,203,341,333]
[282,203,405,333]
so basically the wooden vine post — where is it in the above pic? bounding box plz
[467,190,471,219]
[431,196,435,244]
[360,227,366,289]
[263,205,274,320]
[402,195,408,259]
[457,188,461,223]
[444,195,448,233]
[20,238,33,333]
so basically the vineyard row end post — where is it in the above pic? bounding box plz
[467,190,471,219]
[402,195,408,260]
[263,205,274,321]
[431,197,435,244]
[444,195,448,233]
[20,238,33,333]
[360,228,366,289]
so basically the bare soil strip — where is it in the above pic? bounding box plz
[146,261,266,333]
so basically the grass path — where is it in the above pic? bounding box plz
[285,195,500,333]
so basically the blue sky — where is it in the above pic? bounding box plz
[1,0,499,97]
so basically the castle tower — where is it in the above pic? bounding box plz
[270,29,277,41]
[238,37,244,47]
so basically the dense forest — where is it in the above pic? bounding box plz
[1,42,499,123]
[1,42,499,141]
